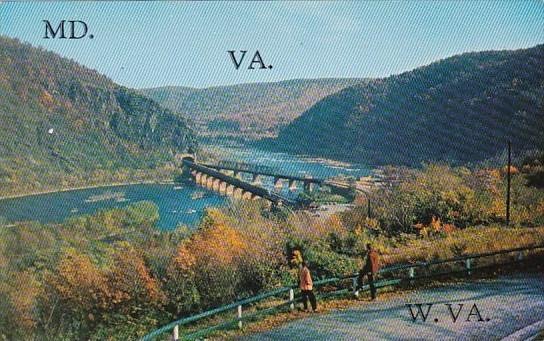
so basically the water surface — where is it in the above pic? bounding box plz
[0,148,372,229]
[0,184,225,230]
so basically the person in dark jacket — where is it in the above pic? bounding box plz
[356,243,380,300]
[299,261,317,312]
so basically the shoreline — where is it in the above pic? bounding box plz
[0,180,176,201]
[212,144,377,172]
[0,148,377,202]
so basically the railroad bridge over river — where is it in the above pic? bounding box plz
[181,156,324,207]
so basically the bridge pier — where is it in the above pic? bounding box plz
[242,191,253,200]
[219,181,228,195]
[288,179,297,191]
[274,177,283,189]
[200,174,208,186]
[226,184,235,196]
[233,187,244,199]
[213,178,221,191]
[195,172,202,184]
[206,176,215,189]
[251,174,262,185]
[303,181,314,192]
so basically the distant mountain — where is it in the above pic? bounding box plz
[142,78,363,140]
[0,36,196,196]
[267,45,544,166]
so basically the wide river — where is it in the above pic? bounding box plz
[0,147,371,230]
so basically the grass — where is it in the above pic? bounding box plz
[374,225,544,266]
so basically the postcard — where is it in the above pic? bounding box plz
[0,1,543,340]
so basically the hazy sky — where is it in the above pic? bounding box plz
[1,1,542,89]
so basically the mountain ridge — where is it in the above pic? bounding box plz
[265,44,544,165]
[0,36,197,196]
[141,78,364,140]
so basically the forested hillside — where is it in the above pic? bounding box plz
[0,37,197,196]
[268,45,544,165]
[142,78,363,140]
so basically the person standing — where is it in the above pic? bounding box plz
[299,261,317,312]
[357,243,380,300]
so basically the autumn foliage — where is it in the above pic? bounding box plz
[168,214,248,309]
[1,160,544,340]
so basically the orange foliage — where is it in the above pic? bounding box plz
[442,223,456,234]
[174,221,247,271]
[429,216,441,232]
[326,215,348,237]
[414,216,456,237]
[108,247,165,309]
[171,242,197,275]
[501,165,519,175]
[47,249,109,312]
[47,247,165,324]
[167,217,251,308]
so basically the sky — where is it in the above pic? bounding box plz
[0,1,542,89]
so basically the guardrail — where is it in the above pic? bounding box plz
[141,244,544,341]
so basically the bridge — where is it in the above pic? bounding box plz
[182,157,299,206]
[181,155,387,207]
[201,160,324,192]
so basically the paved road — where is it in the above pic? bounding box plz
[243,273,544,340]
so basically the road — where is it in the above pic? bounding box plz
[243,273,544,340]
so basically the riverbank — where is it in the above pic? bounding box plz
[0,180,175,201]
[0,182,226,230]
[1,145,375,202]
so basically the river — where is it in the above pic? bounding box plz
[0,147,371,229]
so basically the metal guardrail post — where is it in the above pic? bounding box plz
[352,276,358,293]
[289,289,295,311]
[408,267,415,279]
[466,258,472,276]
[172,324,179,341]
[237,305,243,329]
